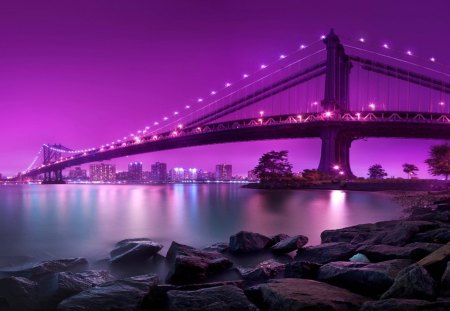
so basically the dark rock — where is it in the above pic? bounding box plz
[229,231,272,253]
[441,262,450,296]
[360,298,450,311]
[38,270,114,308]
[381,264,437,300]
[203,242,229,253]
[320,221,398,244]
[404,242,444,254]
[246,278,367,311]
[166,242,233,285]
[409,211,450,222]
[414,229,450,244]
[295,242,358,264]
[166,285,258,311]
[317,259,414,297]
[417,242,450,277]
[237,259,285,286]
[368,221,438,247]
[269,234,291,246]
[284,261,321,279]
[57,273,158,311]
[356,244,431,262]
[0,256,35,269]
[271,235,308,253]
[0,276,39,311]
[110,238,163,265]
[6,258,88,281]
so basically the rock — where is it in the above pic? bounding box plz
[283,261,321,279]
[295,242,358,264]
[166,285,258,311]
[271,235,308,253]
[320,221,399,244]
[404,242,443,254]
[269,234,291,246]
[165,242,233,285]
[360,298,450,311]
[38,270,114,308]
[441,262,450,296]
[203,242,229,253]
[417,242,450,277]
[57,274,158,311]
[246,278,367,311]
[317,259,414,297]
[229,231,272,253]
[109,238,163,265]
[414,229,450,244]
[356,244,430,262]
[349,253,371,262]
[7,258,88,281]
[0,276,39,311]
[368,221,438,247]
[381,264,437,300]
[238,259,285,286]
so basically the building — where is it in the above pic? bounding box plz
[169,167,185,182]
[115,171,129,181]
[68,167,87,180]
[89,163,116,182]
[215,164,232,181]
[151,162,167,182]
[128,162,143,182]
[142,171,152,182]
[187,168,198,181]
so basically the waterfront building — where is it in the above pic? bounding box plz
[89,163,116,182]
[169,167,185,182]
[215,164,232,181]
[187,168,198,181]
[128,162,143,182]
[68,167,87,180]
[115,171,129,181]
[151,162,167,182]
[142,171,152,181]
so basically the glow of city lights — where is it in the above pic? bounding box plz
[152,135,158,140]
[280,54,286,59]
[178,124,183,129]
[299,44,306,49]
[359,38,365,43]
[172,131,177,136]
[225,82,231,87]
[197,98,203,102]
[406,50,413,56]
[369,103,376,110]
[243,74,249,78]
[383,43,389,49]
[260,64,267,69]
[324,111,332,117]
[430,57,436,62]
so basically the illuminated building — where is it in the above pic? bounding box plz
[89,163,116,182]
[215,164,232,181]
[151,162,167,182]
[128,162,143,182]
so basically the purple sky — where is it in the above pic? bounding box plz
[1,0,450,177]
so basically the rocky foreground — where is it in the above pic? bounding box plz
[1,200,450,310]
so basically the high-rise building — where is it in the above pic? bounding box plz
[215,164,232,181]
[115,171,129,181]
[128,162,143,182]
[68,167,87,180]
[151,162,167,182]
[169,167,185,182]
[187,168,198,181]
[89,163,116,182]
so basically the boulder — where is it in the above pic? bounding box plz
[417,242,450,277]
[237,259,285,286]
[38,270,114,308]
[203,242,229,253]
[57,274,158,311]
[356,244,431,262]
[271,235,308,253]
[269,234,291,246]
[295,242,358,264]
[0,276,39,311]
[283,261,321,279]
[321,222,382,244]
[404,242,443,254]
[166,285,258,311]
[7,258,88,281]
[349,253,370,263]
[414,229,450,244]
[381,264,437,300]
[360,298,450,311]
[317,259,414,297]
[109,238,163,265]
[246,278,367,311]
[440,261,450,297]
[229,231,272,253]
[165,242,233,285]
[367,221,438,247]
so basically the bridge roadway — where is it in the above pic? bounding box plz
[23,111,450,178]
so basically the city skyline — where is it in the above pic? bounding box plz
[1,1,450,178]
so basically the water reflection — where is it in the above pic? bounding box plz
[0,185,402,261]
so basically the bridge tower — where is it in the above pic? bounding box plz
[42,144,65,184]
[318,29,355,177]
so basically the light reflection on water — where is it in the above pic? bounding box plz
[0,185,402,261]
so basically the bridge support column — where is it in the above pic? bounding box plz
[318,127,355,178]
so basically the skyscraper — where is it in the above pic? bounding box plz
[215,164,232,181]
[89,163,116,182]
[151,162,167,182]
[68,167,87,180]
[128,162,143,182]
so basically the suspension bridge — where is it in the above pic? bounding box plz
[15,29,450,183]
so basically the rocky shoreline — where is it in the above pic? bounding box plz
[1,198,450,310]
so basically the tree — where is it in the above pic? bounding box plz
[402,163,419,179]
[301,169,326,181]
[254,150,293,182]
[368,164,387,179]
[425,144,450,180]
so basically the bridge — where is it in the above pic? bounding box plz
[16,29,450,183]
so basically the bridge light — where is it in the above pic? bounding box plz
[299,44,306,49]
[210,91,216,95]
[259,110,264,117]
[152,135,158,140]
[312,101,318,106]
[154,121,159,125]
[185,105,190,109]
[383,43,389,49]
[280,54,286,59]
[172,131,178,136]
[243,74,248,78]
[359,38,365,43]
[163,117,168,120]
[406,50,413,56]
[258,118,263,124]
[174,111,179,115]
[225,82,231,87]
[369,103,376,110]
[339,171,344,175]
[439,101,445,106]
[324,111,332,118]
[178,124,183,129]
[197,98,203,102]
[197,127,202,131]
[260,64,267,69]
[320,35,326,39]
[430,57,436,62]
[297,115,302,122]
[356,112,361,120]
[333,165,340,170]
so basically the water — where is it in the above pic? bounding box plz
[0,184,402,263]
